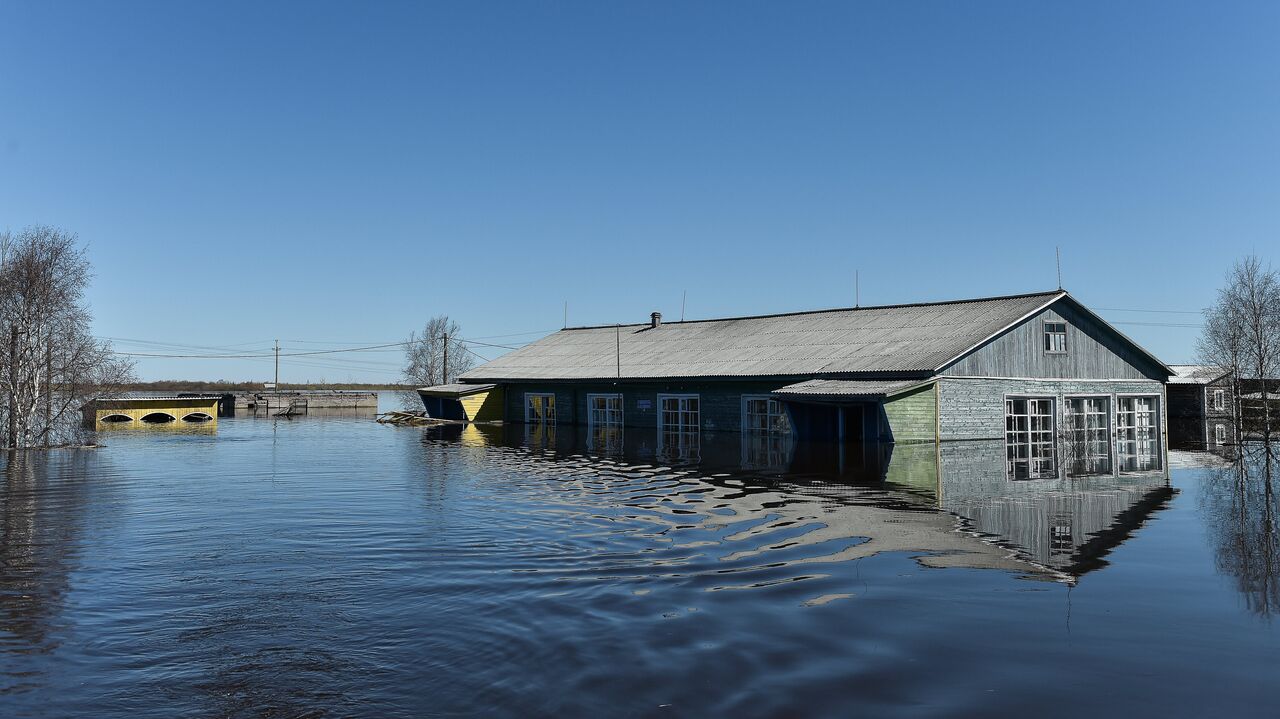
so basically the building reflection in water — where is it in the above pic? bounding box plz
[421,423,1175,584]
[1199,447,1280,616]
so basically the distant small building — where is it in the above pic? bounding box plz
[82,396,222,428]
[1167,365,1235,447]
[427,290,1173,480]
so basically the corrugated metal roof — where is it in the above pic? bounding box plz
[1168,365,1230,385]
[772,378,932,399]
[460,291,1065,382]
[417,383,496,396]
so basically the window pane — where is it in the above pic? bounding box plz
[1006,396,1056,479]
[1117,396,1161,471]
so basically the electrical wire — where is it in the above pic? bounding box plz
[1094,307,1204,315]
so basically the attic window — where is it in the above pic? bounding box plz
[1044,322,1067,354]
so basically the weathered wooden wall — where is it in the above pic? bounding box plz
[939,299,1167,380]
[883,383,937,443]
[937,377,1166,441]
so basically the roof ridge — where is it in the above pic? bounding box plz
[560,289,1066,331]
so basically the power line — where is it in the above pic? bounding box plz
[1110,321,1202,328]
[1095,307,1204,315]
[109,335,526,359]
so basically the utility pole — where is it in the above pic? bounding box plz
[274,339,280,387]
[615,325,621,378]
[442,333,449,385]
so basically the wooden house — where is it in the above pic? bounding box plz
[424,290,1173,479]
[1166,365,1235,447]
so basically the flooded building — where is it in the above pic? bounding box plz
[1167,364,1235,448]
[426,290,1173,479]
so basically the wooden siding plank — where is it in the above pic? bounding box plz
[939,300,1166,380]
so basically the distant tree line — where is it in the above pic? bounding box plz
[121,380,409,392]
[1198,255,1280,445]
[1,226,134,449]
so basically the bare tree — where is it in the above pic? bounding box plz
[0,226,134,449]
[400,315,475,407]
[1200,300,1249,444]
[1199,256,1280,444]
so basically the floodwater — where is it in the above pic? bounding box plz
[1,399,1278,717]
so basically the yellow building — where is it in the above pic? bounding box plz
[82,396,222,429]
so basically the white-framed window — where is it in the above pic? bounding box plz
[524,393,556,423]
[1117,395,1161,472]
[1064,396,1112,476]
[587,393,623,429]
[741,395,791,434]
[659,394,699,432]
[658,394,700,462]
[587,393,624,453]
[1006,397,1056,480]
[1214,423,1227,445]
[1043,322,1067,354]
[1212,389,1225,411]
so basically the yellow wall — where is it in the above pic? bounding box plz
[460,387,504,422]
[92,398,220,429]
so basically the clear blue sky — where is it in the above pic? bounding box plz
[2,1,1277,382]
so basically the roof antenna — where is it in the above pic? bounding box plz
[681,290,687,322]
[1056,247,1063,290]
[855,270,860,308]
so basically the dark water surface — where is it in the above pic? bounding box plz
[1,405,1278,717]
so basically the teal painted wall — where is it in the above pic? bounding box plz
[499,381,794,431]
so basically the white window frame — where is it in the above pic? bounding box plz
[586,393,624,430]
[586,393,624,453]
[1214,423,1227,445]
[1115,393,1162,473]
[1005,395,1057,480]
[1063,394,1113,476]
[658,394,700,432]
[524,392,557,423]
[657,394,700,462]
[741,394,791,434]
[1043,321,1067,354]
[1212,388,1225,411]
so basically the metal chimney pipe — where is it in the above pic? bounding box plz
[650,311,662,329]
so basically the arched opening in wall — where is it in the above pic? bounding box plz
[100,414,134,423]
[140,412,177,424]
[182,413,214,423]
